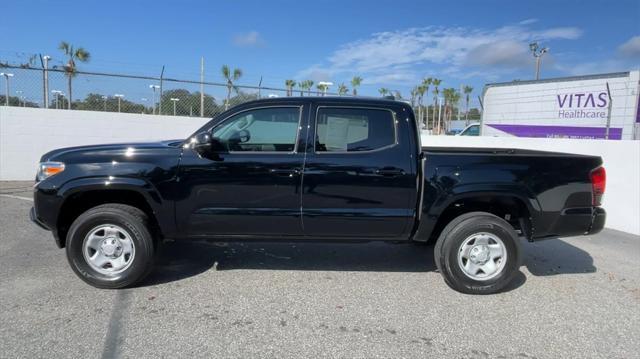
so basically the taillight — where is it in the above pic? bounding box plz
[590,166,606,206]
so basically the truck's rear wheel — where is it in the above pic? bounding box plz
[434,212,521,294]
[65,204,155,289]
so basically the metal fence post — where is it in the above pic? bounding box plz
[605,82,612,140]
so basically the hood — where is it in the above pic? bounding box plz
[40,139,184,163]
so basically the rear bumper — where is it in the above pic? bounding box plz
[588,207,606,235]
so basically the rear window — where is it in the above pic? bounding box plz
[315,108,395,152]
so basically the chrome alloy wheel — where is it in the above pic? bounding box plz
[457,232,507,281]
[82,224,135,276]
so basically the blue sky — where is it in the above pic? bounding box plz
[1,0,639,105]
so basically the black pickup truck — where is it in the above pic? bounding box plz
[30,97,606,294]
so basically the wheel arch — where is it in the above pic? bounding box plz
[414,189,537,243]
[55,177,169,247]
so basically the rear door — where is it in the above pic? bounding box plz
[301,103,418,239]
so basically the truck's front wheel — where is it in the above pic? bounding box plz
[65,204,156,289]
[434,212,521,294]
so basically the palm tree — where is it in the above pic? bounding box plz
[416,85,426,128]
[285,79,296,96]
[393,90,403,100]
[410,86,419,108]
[463,85,473,126]
[431,79,442,133]
[442,88,453,132]
[298,81,306,96]
[351,76,363,96]
[305,80,314,96]
[316,83,328,96]
[378,88,389,97]
[221,65,242,110]
[338,83,349,96]
[451,89,461,128]
[421,78,432,128]
[58,41,90,109]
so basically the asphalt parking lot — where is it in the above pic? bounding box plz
[1,181,639,359]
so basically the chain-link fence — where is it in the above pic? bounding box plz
[0,64,343,117]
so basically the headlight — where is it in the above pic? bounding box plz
[37,162,65,181]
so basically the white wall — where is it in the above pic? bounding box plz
[0,107,208,181]
[0,107,637,235]
[422,135,640,235]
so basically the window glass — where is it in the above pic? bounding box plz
[316,108,395,152]
[461,125,480,136]
[213,107,300,152]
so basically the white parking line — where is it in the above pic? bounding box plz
[0,194,33,202]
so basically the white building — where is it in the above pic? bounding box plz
[480,71,640,140]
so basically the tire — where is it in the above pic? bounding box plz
[434,212,521,295]
[65,204,156,289]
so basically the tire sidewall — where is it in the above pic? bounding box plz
[440,215,521,294]
[66,209,153,288]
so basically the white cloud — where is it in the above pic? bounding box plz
[232,31,264,47]
[617,35,640,59]
[296,24,583,86]
[519,18,539,25]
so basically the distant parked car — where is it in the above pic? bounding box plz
[458,123,480,136]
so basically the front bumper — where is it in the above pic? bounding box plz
[30,206,50,230]
[30,206,64,248]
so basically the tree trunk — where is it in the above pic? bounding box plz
[67,75,72,110]
[465,98,470,126]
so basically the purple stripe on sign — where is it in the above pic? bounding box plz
[487,124,623,140]
[636,94,640,123]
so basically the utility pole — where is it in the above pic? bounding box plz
[170,98,179,116]
[258,76,263,99]
[114,94,124,112]
[1,72,14,106]
[200,57,204,117]
[149,85,160,114]
[530,42,549,80]
[159,66,165,115]
[39,55,51,108]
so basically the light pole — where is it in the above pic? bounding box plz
[43,55,51,108]
[529,42,549,80]
[141,98,148,114]
[102,96,108,111]
[114,94,124,112]
[51,90,62,109]
[318,81,333,96]
[16,91,24,107]
[1,72,14,106]
[149,85,159,114]
[170,98,179,116]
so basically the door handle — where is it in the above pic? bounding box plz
[270,168,301,177]
[375,168,405,177]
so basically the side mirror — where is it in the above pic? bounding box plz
[191,132,212,154]
[191,132,227,156]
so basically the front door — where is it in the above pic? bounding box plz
[301,104,417,239]
[176,104,306,237]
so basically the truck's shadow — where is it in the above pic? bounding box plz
[141,238,595,290]
[143,241,437,286]
[523,239,597,276]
